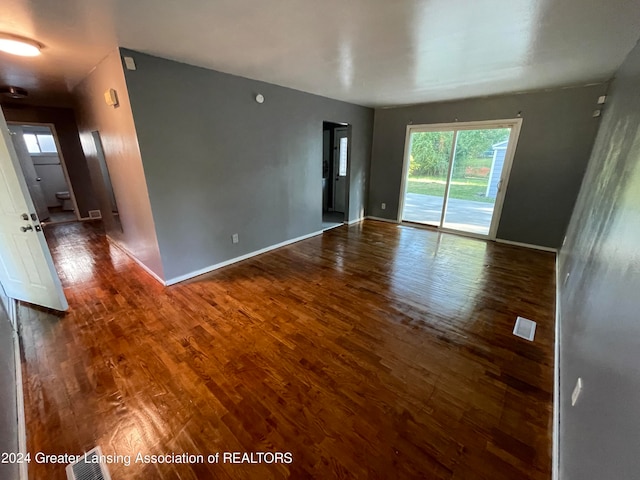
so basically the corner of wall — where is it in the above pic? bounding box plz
[72,48,165,282]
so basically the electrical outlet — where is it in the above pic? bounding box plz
[571,377,583,406]
[232,233,239,244]
[381,203,386,210]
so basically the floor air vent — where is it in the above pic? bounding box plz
[66,446,111,480]
[88,210,102,219]
[513,316,537,341]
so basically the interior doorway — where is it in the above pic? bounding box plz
[399,119,522,239]
[7,123,79,226]
[322,121,350,231]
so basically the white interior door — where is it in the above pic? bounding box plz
[7,125,49,221]
[0,110,68,311]
[332,128,348,213]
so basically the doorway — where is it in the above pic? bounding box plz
[322,121,350,230]
[399,119,522,239]
[7,123,79,225]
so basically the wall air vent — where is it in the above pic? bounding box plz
[513,316,537,341]
[88,210,102,219]
[66,446,111,480]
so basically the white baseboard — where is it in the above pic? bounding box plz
[8,299,28,480]
[322,223,343,232]
[553,256,561,480]
[105,236,166,286]
[495,238,558,253]
[165,230,323,286]
[364,216,399,224]
[6,296,16,331]
[346,217,364,225]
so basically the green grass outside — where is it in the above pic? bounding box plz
[407,176,494,203]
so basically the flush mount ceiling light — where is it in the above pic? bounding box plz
[0,33,42,57]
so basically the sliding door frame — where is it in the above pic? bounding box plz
[397,118,523,240]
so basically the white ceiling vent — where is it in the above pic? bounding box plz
[66,446,111,480]
[513,316,537,342]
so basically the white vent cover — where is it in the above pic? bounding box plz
[513,316,537,341]
[88,210,102,219]
[66,446,111,480]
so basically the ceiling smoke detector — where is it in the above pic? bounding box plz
[1,86,29,99]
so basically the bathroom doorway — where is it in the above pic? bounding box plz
[322,121,350,231]
[7,123,79,225]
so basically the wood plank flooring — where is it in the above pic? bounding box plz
[18,220,556,479]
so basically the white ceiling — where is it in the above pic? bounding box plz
[1,0,640,107]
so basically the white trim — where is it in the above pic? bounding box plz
[396,126,414,222]
[365,216,400,224]
[553,255,561,480]
[322,222,343,232]
[8,299,28,480]
[346,217,364,225]
[165,230,324,286]
[6,295,17,330]
[488,119,522,239]
[495,238,558,253]
[403,118,524,132]
[105,236,166,285]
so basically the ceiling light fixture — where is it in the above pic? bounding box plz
[0,86,28,99]
[0,33,42,57]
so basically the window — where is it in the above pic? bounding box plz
[23,133,57,154]
[23,134,40,153]
[338,137,348,176]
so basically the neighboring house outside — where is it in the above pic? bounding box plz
[486,140,508,198]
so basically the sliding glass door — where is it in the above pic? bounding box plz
[401,130,454,226]
[400,119,521,238]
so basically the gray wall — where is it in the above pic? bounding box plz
[73,49,165,280]
[121,49,373,282]
[1,104,99,218]
[558,40,640,479]
[368,85,607,248]
[0,287,18,480]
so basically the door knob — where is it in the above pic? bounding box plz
[21,213,29,220]
[20,225,33,232]
[36,177,42,181]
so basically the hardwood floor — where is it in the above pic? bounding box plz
[19,220,556,479]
